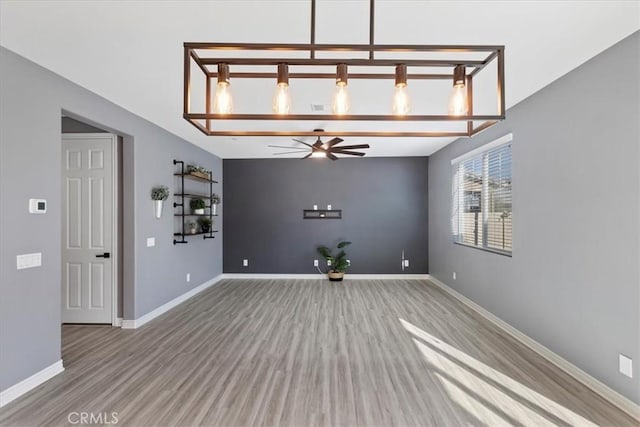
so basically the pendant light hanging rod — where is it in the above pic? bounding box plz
[309,0,375,59]
[310,0,316,59]
[369,0,375,59]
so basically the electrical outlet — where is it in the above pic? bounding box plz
[403,259,409,267]
[453,272,457,280]
[314,259,319,267]
[347,259,351,266]
[186,273,190,282]
[243,259,248,267]
[313,204,318,210]
[327,204,332,210]
[327,259,332,266]
[146,237,155,247]
[620,354,633,378]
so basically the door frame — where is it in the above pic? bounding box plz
[61,133,119,326]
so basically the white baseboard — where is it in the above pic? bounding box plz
[428,275,640,421]
[221,273,430,280]
[113,317,122,327]
[121,319,136,329]
[0,360,64,408]
[121,274,223,329]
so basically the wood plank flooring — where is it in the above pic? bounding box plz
[0,279,635,426]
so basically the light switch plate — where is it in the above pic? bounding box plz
[17,253,42,270]
[327,204,332,210]
[146,237,155,247]
[619,354,633,378]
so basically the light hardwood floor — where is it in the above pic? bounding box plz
[0,279,635,426]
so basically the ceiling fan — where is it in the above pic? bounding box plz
[269,129,370,161]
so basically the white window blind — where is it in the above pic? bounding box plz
[452,137,512,255]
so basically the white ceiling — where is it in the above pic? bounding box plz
[1,1,638,158]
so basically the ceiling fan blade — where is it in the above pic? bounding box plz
[302,153,313,159]
[331,150,366,156]
[327,152,338,161]
[292,138,314,148]
[331,144,370,150]
[268,145,309,150]
[273,151,313,155]
[325,137,344,147]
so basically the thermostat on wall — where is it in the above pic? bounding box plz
[29,199,47,214]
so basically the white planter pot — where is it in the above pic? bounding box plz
[194,208,205,215]
[154,200,164,219]
[212,204,218,216]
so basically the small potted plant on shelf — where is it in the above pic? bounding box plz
[211,193,221,215]
[151,185,169,219]
[317,240,352,282]
[186,165,210,180]
[190,197,206,215]
[197,217,212,233]
[187,220,197,234]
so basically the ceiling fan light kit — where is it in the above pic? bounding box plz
[269,129,370,160]
[184,0,505,138]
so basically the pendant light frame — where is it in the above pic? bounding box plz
[184,0,505,138]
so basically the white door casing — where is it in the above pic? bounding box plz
[62,134,116,324]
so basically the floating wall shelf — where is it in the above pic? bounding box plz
[173,159,220,244]
[303,209,342,219]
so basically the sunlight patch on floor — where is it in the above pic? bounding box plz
[400,318,597,427]
[435,373,515,427]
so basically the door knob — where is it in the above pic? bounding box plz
[96,252,111,259]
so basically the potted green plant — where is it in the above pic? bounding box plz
[151,185,169,218]
[186,165,210,180]
[197,217,212,233]
[211,193,221,215]
[190,197,205,215]
[317,240,352,281]
[187,220,197,234]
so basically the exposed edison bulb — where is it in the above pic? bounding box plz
[448,84,468,116]
[332,83,350,115]
[213,82,233,114]
[392,84,411,115]
[272,83,292,115]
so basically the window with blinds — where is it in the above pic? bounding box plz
[452,135,512,255]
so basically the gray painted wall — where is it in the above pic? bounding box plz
[223,157,428,274]
[0,47,223,392]
[428,32,639,403]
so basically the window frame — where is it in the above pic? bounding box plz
[451,133,513,257]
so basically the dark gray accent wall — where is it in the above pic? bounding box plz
[0,47,223,392]
[223,157,428,274]
[428,32,639,404]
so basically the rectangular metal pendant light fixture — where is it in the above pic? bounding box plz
[183,0,505,138]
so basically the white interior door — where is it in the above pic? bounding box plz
[62,134,115,324]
